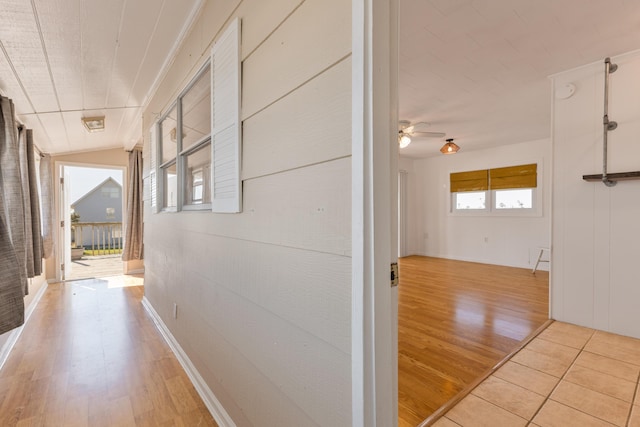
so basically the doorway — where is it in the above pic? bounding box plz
[58,164,126,281]
[396,162,551,425]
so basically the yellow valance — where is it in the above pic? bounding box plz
[450,163,537,192]
[490,163,537,190]
[450,169,489,192]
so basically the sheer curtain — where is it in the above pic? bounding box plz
[0,96,44,334]
[122,149,143,261]
[39,154,54,259]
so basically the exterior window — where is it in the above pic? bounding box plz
[495,189,533,209]
[160,105,178,164]
[159,104,178,210]
[181,67,211,151]
[184,142,211,206]
[101,187,119,198]
[163,162,177,209]
[106,207,115,220]
[454,191,487,210]
[450,163,539,215]
[180,63,212,210]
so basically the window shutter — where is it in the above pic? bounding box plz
[450,169,489,192]
[149,123,158,212]
[490,163,537,190]
[211,18,241,213]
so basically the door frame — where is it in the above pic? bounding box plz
[55,161,128,281]
[351,0,398,425]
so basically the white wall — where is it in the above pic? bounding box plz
[404,138,551,269]
[142,1,352,426]
[0,266,47,363]
[551,50,640,338]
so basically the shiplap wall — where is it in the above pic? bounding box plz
[403,139,551,269]
[551,50,640,339]
[142,0,352,425]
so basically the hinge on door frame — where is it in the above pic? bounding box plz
[60,220,64,228]
[60,177,64,185]
[60,263,65,271]
[391,262,399,287]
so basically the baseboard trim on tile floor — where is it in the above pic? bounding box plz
[0,280,49,372]
[419,318,555,427]
[142,297,236,427]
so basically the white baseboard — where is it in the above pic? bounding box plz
[0,280,49,371]
[411,252,538,270]
[141,297,236,427]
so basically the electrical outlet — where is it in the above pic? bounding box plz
[173,303,178,319]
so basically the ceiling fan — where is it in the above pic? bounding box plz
[398,120,445,148]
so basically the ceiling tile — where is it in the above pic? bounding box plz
[106,0,160,108]
[80,0,125,110]
[33,0,83,112]
[0,0,59,112]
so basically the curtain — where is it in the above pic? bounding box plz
[39,154,54,259]
[26,130,43,275]
[0,96,27,333]
[18,128,35,279]
[122,149,143,261]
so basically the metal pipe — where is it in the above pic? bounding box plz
[602,57,618,187]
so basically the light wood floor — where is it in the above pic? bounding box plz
[0,276,217,426]
[398,256,549,427]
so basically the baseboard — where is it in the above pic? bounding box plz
[410,252,544,271]
[141,297,236,427]
[0,280,49,371]
[125,269,145,275]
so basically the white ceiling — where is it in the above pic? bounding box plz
[1,1,639,157]
[399,0,640,158]
[0,0,202,155]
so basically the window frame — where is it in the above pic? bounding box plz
[152,18,241,215]
[157,60,213,213]
[449,161,542,217]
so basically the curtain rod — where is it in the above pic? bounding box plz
[1,94,46,158]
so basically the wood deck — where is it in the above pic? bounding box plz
[398,256,549,427]
[66,255,124,281]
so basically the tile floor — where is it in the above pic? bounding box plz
[432,321,640,427]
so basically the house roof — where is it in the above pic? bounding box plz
[71,177,122,207]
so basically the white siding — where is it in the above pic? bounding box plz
[551,50,640,338]
[142,0,352,425]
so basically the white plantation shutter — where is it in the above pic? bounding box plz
[211,18,241,213]
[149,123,158,213]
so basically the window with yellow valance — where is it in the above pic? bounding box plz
[450,163,537,192]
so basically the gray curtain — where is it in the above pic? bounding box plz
[18,128,34,279]
[122,149,143,261]
[0,96,27,333]
[39,154,54,259]
[26,130,43,275]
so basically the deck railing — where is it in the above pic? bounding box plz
[72,222,123,255]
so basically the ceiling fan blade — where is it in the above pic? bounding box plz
[413,131,446,138]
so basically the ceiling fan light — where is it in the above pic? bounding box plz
[440,139,460,154]
[399,134,411,148]
[81,116,105,133]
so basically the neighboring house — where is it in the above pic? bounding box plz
[71,177,122,248]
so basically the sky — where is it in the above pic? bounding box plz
[67,166,123,203]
